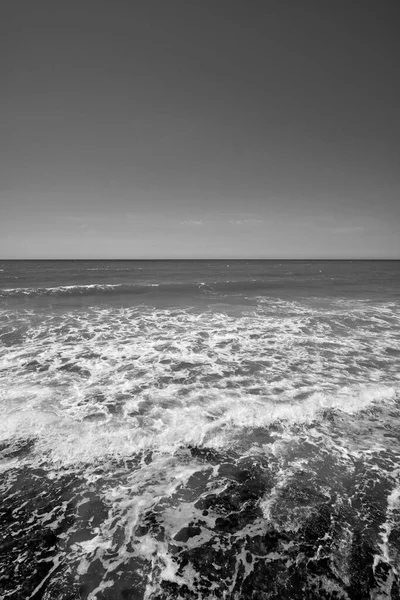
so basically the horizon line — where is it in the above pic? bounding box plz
[1,258,400,262]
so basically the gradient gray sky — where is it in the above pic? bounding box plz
[2,1,399,258]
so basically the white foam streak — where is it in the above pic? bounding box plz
[0,283,124,295]
[1,302,399,469]
[375,486,400,575]
[0,384,397,470]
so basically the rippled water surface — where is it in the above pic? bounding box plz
[1,260,400,599]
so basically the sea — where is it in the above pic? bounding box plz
[0,260,400,600]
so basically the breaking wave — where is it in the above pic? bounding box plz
[0,278,291,299]
[1,298,400,598]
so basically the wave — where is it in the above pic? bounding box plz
[0,384,398,475]
[1,300,399,468]
[0,279,287,298]
[0,282,154,297]
[1,288,400,598]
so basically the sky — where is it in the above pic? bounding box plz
[1,0,400,258]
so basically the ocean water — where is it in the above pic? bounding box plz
[1,260,400,600]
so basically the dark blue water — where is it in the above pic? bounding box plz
[1,261,400,599]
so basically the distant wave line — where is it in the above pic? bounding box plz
[0,279,290,298]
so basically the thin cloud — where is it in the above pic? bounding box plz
[229,218,263,225]
[296,217,367,235]
[332,225,366,235]
[64,214,107,223]
[179,219,203,226]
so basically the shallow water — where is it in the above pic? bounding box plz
[1,261,400,599]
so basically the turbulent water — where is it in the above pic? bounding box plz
[1,260,400,600]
